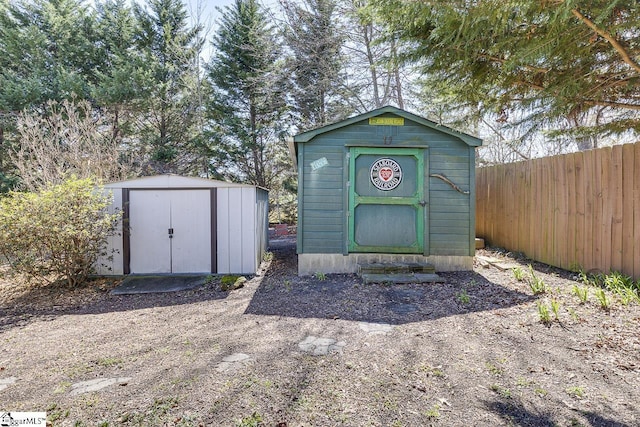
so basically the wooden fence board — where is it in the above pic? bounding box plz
[634,144,640,279]
[565,152,577,270]
[555,154,568,269]
[584,149,596,271]
[610,145,623,273]
[574,152,585,270]
[621,144,634,277]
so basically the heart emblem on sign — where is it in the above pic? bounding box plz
[379,167,393,181]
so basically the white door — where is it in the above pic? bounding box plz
[129,190,212,274]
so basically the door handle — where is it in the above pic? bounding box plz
[168,228,174,238]
[419,200,427,206]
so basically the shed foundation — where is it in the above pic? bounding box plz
[298,253,473,276]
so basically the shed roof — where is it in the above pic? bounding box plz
[292,106,482,148]
[103,174,264,190]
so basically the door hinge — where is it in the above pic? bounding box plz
[346,152,350,159]
[346,180,350,187]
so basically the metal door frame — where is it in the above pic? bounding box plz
[122,188,217,274]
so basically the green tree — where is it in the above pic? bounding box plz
[0,177,121,286]
[206,0,289,188]
[0,0,96,191]
[281,0,349,129]
[92,0,148,147]
[373,0,640,147]
[133,0,205,174]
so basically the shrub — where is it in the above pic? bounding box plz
[0,177,121,286]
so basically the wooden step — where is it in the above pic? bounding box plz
[361,272,445,285]
[358,262,436,275]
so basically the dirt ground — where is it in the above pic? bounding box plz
[1,236,639,426]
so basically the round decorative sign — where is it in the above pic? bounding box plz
[370,158,402,191]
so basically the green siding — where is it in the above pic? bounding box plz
[297,110,477,256]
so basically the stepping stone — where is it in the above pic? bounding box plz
[216,353,252,372]
[359,322,394,335]
[69,377,131,396]
[298,336,345,356]
[0,377,17,391]
[475,255,520,271]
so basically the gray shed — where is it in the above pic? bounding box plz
[291,106,482,275]
[96,175,268,275]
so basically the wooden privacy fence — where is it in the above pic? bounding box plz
[476,142,640,280]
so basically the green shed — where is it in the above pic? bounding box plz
[290,106,482,275]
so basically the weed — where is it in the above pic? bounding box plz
[516,377,533,387]
[550,298,561,321]
[152,397,179,416]
[534,387,548,397]
[262,251,273,262]
[567,307,580,321]
[283,279,292,291]
[383,398,398,410]
[618,287,640,305]
[537,301,551,325]
[204,274,215,285]
[457,289,470,304]
[573,284,589,304]
[512,266,526,281]
[54,381,72,394]
[566,386,585,398]
[238,412,263,427]
[424,404,441,420]
[602,271,633,293]
[594,288,611,310]
[314,271,327,281]
[220,275,245,291]
[81,394,99,408]
[97,357,123,368]
[47,404,70,422]
[528,265,547,294]
[490,384,511,398]
[486,362,503,376]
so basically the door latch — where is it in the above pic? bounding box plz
[168,228,174,238]
[419,200,427,207]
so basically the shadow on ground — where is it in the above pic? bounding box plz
[484,397,631,427]
[245,237,536,325]
[0,276,231,332]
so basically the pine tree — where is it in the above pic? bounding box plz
[206,0,288,188]
[133,0,204,174]
[0,0,97,191]
[92,0,147,147]
[281,0,348,130]
[373,0,640,145]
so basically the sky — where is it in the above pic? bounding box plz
[184,0,280,61]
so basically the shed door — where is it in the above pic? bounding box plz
[129,190,212,274]
[349,147,425,253]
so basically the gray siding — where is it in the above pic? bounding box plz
[298,115,475,256]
